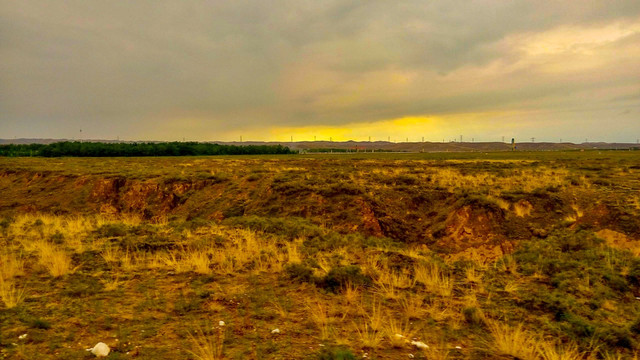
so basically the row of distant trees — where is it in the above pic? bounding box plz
[0,141,296,157]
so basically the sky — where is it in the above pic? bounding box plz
[1,1,639,143]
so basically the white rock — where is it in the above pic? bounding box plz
[86,342,110,357]
[219,321,225,326]
[271,328,280,334]
[18,334,27,340]
[410,340,429,350]
[455,346,462,349]
[394,333,404,339]
[408,354,415,358]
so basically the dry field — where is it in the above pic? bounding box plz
[1,151,639,359]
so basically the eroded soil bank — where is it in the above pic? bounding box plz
[2,155,639,261]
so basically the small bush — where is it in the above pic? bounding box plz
[50,231,65,244]
[463,307,484,326]
[320,265,370,293]
[31,318,52,329]
[628,259,640,286]
[284,263,315,283]
[120,235,176,251]
[317,347,357,360]
[224,216,323,240]
[97,223,129,237]
[630,317,640,335]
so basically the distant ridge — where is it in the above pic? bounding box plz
[1,138,638,152]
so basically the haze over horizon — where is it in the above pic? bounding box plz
[1,1,639,143]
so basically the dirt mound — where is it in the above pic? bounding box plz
[596,229,640,256]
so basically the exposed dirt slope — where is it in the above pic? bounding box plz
[2,156,639,261]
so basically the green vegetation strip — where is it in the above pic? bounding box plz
[0,141,296,157]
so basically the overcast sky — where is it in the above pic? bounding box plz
[1,1,639,143]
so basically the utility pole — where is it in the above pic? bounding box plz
[240,135,242,142]
[422,136,424,142]
[502,136,505,143]
[531,137,535,143]
[460,135,463,143]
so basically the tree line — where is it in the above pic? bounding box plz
[0,141,296,157]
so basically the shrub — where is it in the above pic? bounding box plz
[284,263,315,283]
[31,318,52,329]
[224,216,323,240]
[630,317,640,335]
[317,347,357,360]
[628,259,640,286]
[463,307,484,326]
[320,265,370,292]
[97,223,129,238]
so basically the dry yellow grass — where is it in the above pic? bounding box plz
[539,341,585,360]
[414,262,453,297]
[361,297,384,332]
[0,277,26,308]
[188,325,226,360]
[514,201,533,217]
[383,318,419,348]
[0,252,24,280]
[342,281,361,305]
[354,321,382,349]
[101,273,122,292]
[398,293,426,319]
[285,240,303,263]
[485,320,538,360]
[34,241,74,277]
[307,301,334,340]
[424,299,454,322]
[100,246,121,264]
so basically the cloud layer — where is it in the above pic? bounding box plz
[1,1,639,142]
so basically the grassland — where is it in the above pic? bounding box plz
[1,151,639,359]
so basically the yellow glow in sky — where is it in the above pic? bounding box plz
[222,111,524,143]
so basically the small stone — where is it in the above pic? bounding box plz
[455,346,462,349]
[408,354,415,359]
[18,334,27,340]
[271,328,280,334]
[87,342,110,357]
[410,340,429,350]
[219,321,225,326]
[394,333,404,339]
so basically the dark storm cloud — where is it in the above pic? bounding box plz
[1,1,639,141]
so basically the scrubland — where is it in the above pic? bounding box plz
[1,151,639,359]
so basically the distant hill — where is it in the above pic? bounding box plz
[1,138,638,152]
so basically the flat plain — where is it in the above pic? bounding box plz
[1,151,640,359]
